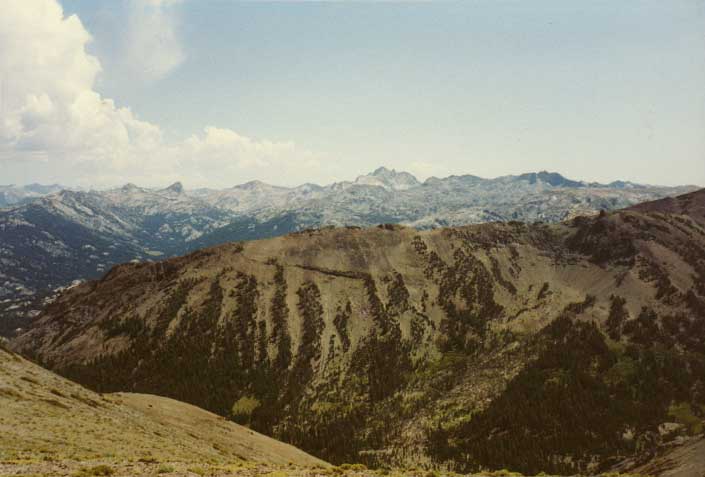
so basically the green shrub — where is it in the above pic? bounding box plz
[343,463,367,471]
[231,396,261,419]
[668,402,703,435]
[488,470,523,477]
[75,465,115,476]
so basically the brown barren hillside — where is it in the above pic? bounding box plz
[628,188,705,226]
[11,189,705,475]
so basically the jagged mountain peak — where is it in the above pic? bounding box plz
[355,166,420,190]
[516,171,585,188]
[24,183,64,194]
[371,166,394,176]
[370,165,416,180]
[53,189,82,200]
[294,182,324,193]
[235,180,275,191]
[163,181,184,194]
[607,180,642,189]
[121,183,141,192]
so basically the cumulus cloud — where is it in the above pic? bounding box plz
[0,0,324,188]
[0,1,158,163]
[172,127,322,187]
[123,0,186,82]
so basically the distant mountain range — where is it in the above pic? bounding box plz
[0,168,696,336]
[0,183,66,208]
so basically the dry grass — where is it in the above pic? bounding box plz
[0,347,326,468]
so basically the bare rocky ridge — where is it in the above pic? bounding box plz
[9,188,705,475]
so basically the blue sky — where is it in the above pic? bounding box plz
[1,1,703,187]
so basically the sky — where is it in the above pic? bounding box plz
[0,0,704,188]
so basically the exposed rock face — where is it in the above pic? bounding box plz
[12,189,705,474]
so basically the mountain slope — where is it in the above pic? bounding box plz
[0,167,691,336]
[0,183,65,208]
[0,341,326,469]
[0,170,694,337]
[0,186,232,336]
[12,189,705,474]
[628,188,705,226]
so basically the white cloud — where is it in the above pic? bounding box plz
[172,126,322,187]
[0,0,325,188]
[123,0,185,82]
[0,1,161,168]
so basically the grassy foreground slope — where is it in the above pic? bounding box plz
[0,342,327,474]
